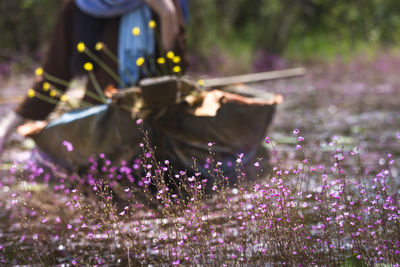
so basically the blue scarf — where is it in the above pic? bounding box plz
[76,1,155,87]
[75,0,144,18]
[118,5,154,87]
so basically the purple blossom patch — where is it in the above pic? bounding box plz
[62,140,73,152]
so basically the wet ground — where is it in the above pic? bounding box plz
[0,52,399,265]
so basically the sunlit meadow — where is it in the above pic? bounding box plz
[1,124,399,266]
[1,46,400,265]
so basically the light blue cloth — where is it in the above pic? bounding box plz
[75,0,144,18]
[76,1,155,87]
[118,5,155,87]
[46,105,108,127]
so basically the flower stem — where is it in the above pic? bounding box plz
[88,72,108,103]
[43,73,70,87]
[85,49,124,87]
[102,46,119,65]
[35,93,59,105]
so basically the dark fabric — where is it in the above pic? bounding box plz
[71,6,105,76]
[15,0,75,120]
[81,15,120,105]
[33,104,143,170]
[15,0,187,121]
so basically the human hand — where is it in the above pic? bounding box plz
[0,112,25,155]
[144,0,179,51]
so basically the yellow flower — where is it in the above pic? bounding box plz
[42,82,50,91]
[95,42,104,51]
[60,95,68,102]
[83,62,93,71]
[157,57,166,64]
[35,67,43,76]
[136,57,145,66]
[77,42,85,53]
[166,51,175,59]
[27,89,35,98]
[148,20,156,28]
[197,79,204,86]
[172,56,181,64]
[132,27,140,36]
[50,90,57,98]
[173,66,181,73]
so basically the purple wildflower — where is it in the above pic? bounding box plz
[62,140,73,152]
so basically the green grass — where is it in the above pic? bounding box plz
[284,32,382,63]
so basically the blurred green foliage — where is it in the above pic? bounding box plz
[188,0,400,61]
[1,0,400,64]
[0,0,61,56]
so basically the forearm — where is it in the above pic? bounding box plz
[145,0,179,51]
[159,10,179,51]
